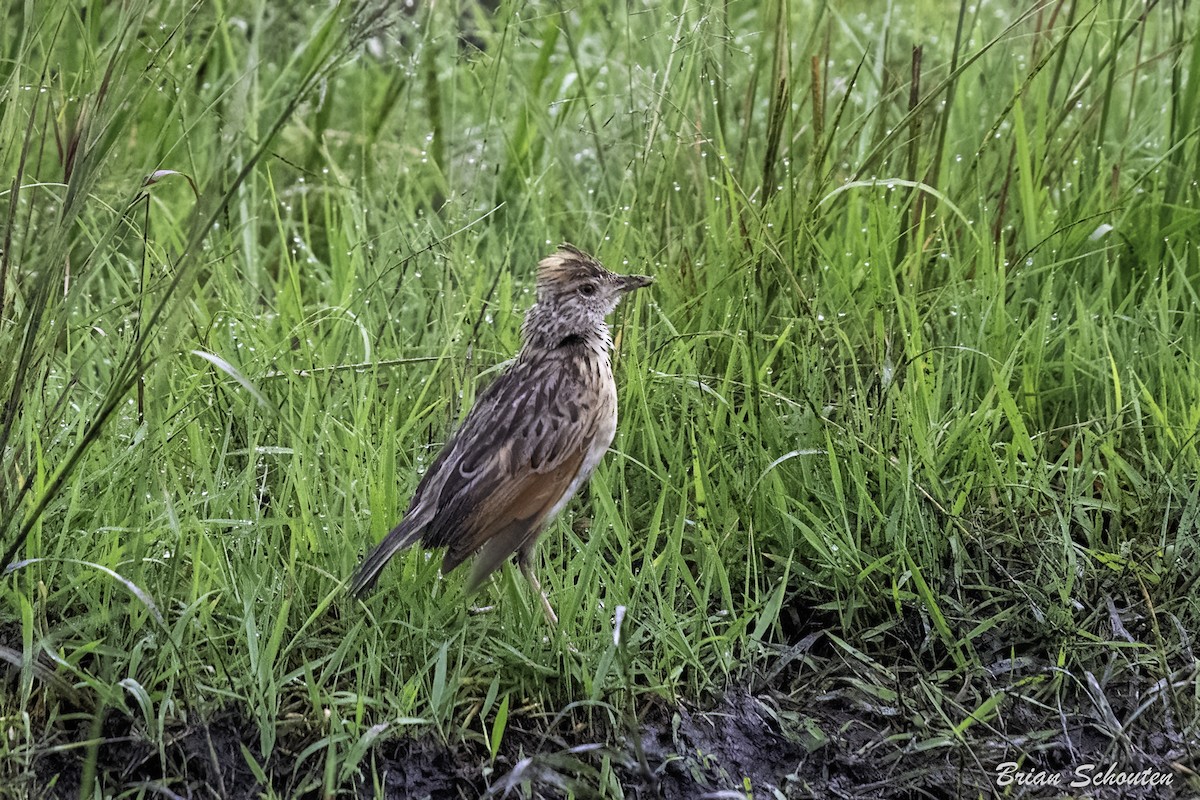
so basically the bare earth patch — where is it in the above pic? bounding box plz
[20,659,1195,799]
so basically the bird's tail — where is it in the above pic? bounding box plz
[349,516,426,598]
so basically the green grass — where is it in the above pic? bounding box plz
[2,0,1199,797]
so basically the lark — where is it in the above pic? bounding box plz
[350,244,652,625]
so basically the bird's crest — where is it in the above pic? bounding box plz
[537,243,606,287]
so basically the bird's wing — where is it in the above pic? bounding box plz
[455,443,587,588]
[419,352,598,574]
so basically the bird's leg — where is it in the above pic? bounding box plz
[519,559,559,627]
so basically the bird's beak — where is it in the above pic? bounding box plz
[620,274,654,292]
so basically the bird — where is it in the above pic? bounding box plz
[350,244,652,625]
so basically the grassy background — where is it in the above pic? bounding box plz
[2,0,1199,796]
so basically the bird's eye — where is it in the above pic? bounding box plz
[579,283,597,297]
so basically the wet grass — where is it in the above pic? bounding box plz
[2,0,1199,797]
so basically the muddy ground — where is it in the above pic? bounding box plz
[15,635,1197,800]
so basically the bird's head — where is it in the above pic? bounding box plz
[521,244,652,349]
[531,244,652,333]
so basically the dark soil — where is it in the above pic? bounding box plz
[9,588,1197,800]
[14,658,1197,800]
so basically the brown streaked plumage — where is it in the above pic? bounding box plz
[350,244,652,624]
